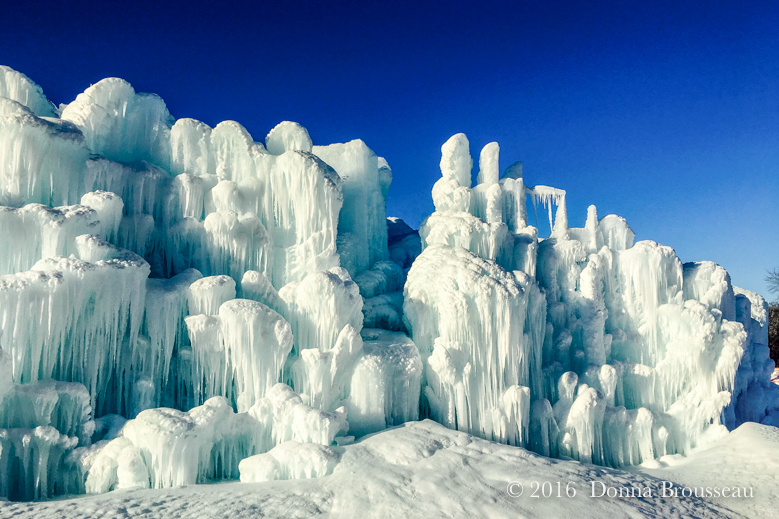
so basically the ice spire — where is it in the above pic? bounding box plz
[476,142,499,186]
[439,133,472,188]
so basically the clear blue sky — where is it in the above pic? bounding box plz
[3,0,777,297]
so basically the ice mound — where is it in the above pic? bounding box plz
[346,329,423,436]
[239,441,341,482]
[405,244,543,445]
[0,112,88,207]
[313,140,390,277]
[1,381,94,444]
[61,78,173,166]
[0,235,149,416]
[4,70,390,289]
[67,386,348,493]
[265,121,313,155]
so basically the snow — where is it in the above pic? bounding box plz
[637,421,779,518]
[0,65,776,516]
[2,420,757,518]
[239,441,340,482]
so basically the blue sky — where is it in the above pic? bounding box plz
[3,0,777,296]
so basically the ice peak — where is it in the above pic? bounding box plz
[476,142,499,186]
[440,133,472,188]
[265,121,313,155]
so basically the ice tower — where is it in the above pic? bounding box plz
[404,133,779,464]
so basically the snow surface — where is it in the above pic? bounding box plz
[0,66,776,516]
[3,420,771,518]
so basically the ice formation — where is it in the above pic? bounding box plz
[404,132,779,467]
[0,66,775,502]
[238,441,341,483]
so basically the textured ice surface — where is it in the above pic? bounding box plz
[265,121,313,156]
[313,140,390,276]
[0,235,149,416]
[186,299,293,412]
[346,329,423,436]
[0,112,88,207]
[0,66,58,117]
[0,66,775,508]
[61,78,173,166]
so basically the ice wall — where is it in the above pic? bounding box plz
[2,69,389,292]
[313,142,391,278]
[0,66,410,501]
[0,112,89,207]
[61,78,173,167]
[0,348,96,501]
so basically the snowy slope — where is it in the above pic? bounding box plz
[0,420,747,519]
[636,422,779,518]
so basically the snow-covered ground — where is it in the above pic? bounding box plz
[3,419,774,519]
[637,421,779,518]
